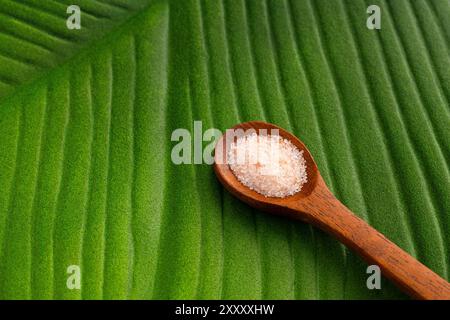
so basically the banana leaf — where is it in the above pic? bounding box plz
[0,0,448,299]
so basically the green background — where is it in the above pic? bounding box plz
[0,0,448,299]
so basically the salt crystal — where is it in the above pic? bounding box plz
[227,133,307,198]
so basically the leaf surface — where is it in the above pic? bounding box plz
[0,0,448,299]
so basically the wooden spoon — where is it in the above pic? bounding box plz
[213,121,450,300]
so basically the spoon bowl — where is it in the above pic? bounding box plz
[214,121,319,216]
[214,121,450,300]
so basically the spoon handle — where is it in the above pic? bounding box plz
[295,179,450,300]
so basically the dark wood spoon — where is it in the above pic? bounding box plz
[213,121,450,300]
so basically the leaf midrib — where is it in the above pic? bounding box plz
[0,0,164,108]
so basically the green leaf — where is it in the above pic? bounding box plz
[0,0,448,299]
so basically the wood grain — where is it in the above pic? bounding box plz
[214,121,450,300]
